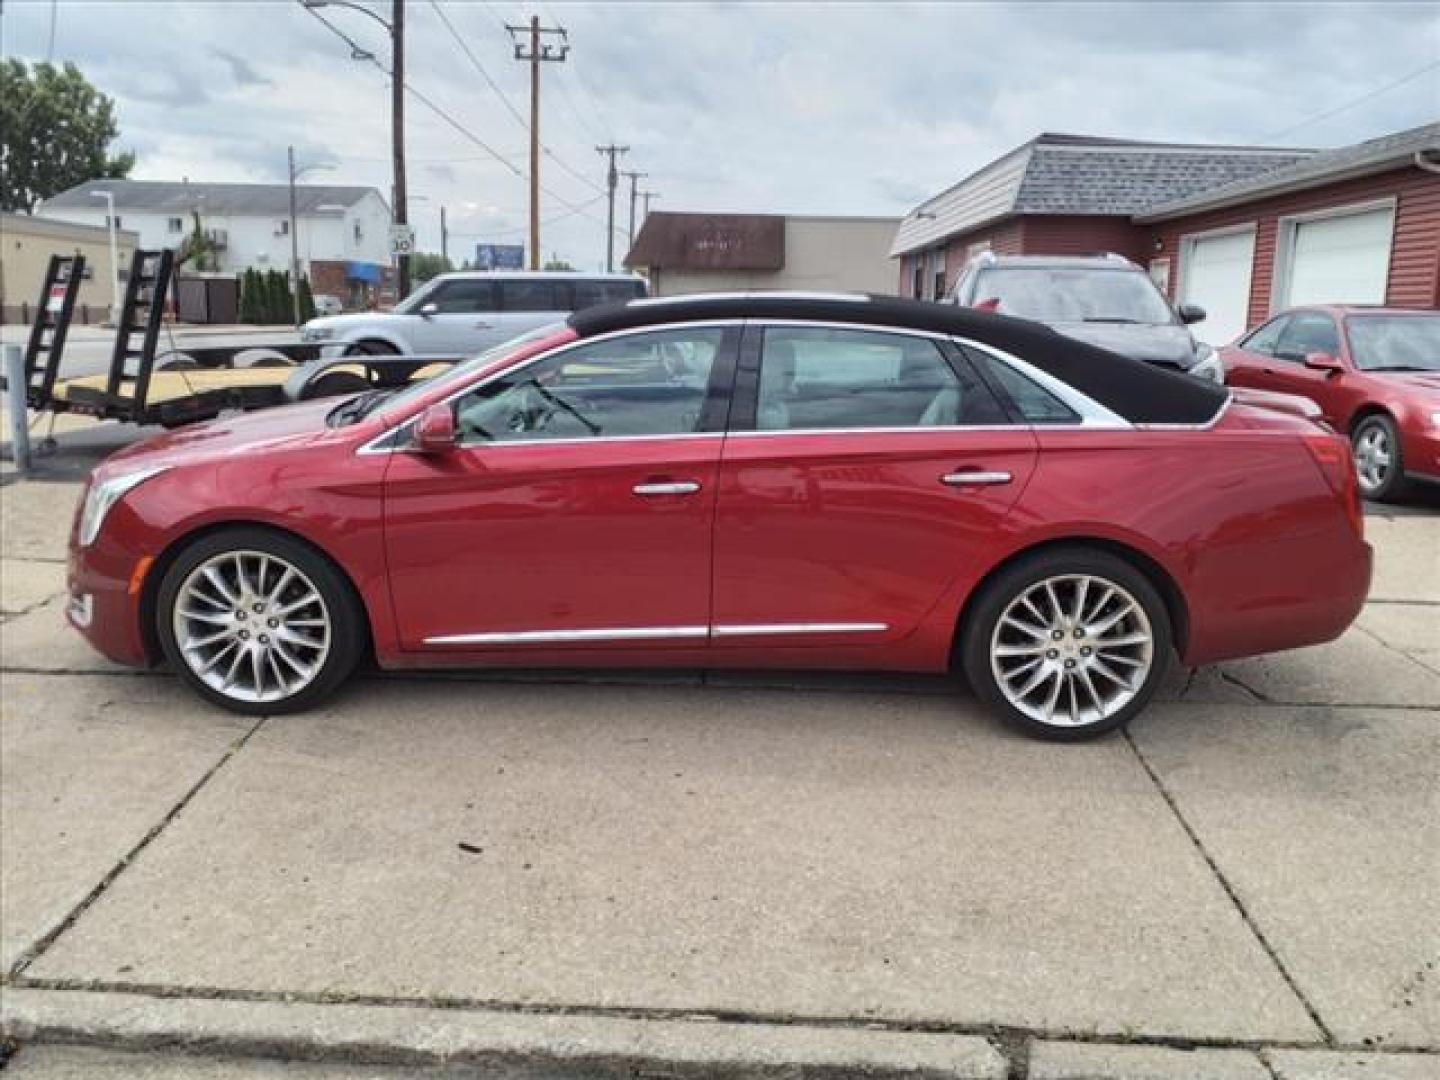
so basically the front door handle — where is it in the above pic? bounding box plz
[941,470,1012,487]
[633,480,701,497]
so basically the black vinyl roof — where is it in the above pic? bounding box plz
[569,293,1228,426]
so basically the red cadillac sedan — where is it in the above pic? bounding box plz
[67,293,1371,740]
[1221,306,1440,502]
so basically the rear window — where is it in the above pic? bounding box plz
[500,280,567,312]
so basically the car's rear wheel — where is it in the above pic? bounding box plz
[961,549,1172,741]
[157,528,364,715]
[1351,413,1408,502]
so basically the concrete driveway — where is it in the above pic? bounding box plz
[1,474,1436,1079]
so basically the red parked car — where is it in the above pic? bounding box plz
[1222,306,1440,502]
[67,294,1371,740]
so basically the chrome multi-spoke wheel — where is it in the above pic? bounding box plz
[171,549,333,705]
[1352,423,1391,495]
[963,550,1171,740]
[989,574,1154,728]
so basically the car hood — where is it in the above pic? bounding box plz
[100,397,342,475]
[303,312,397,334]
[1047,322,1198,369]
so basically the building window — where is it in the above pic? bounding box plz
[910,258,924,300]
[106,215,123,229]
[353,220,363,243]
[167,217,184,234]
[929,249,947,300]
[277,219,290,236]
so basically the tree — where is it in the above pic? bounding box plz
[239,269,261,324]
[1,59,134,212]
[543,257,575,271]
[409,252,453,285]
[297,275,317,323]
[176,211,219,273]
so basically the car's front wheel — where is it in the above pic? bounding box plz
[156,528,365,715]
[961,548,1172,741]
[1351,413,1409,502]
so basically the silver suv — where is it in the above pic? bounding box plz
[301,272,647,356]
[946,253,1223,383]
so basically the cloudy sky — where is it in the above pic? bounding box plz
[4,1,1438,270]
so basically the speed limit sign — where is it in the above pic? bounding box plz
[388,223,416,256]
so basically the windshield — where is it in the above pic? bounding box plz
[1347,314,1440,372]
[973,267,1175,324]
[328,323,569,427]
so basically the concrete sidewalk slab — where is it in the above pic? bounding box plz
[1027,1039,1269,1079]
[1131,705,1440,1048]
[1264,1049,1440,1079]
[1357,604,1440,657]
[0,597,127,673]
[1,558,66,618]
[0,672,250,972]
[26,681,1316,1043]
[1215,626,1440,708]
[0,480,82,561]
[1367,518,1440,603]
[0,987,1008,1079]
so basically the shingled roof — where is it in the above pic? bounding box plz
[1136,121,1440,221]
[890,133,1313,257]
[41,179,385,217]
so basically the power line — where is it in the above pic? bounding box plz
[1262,59,1440,140]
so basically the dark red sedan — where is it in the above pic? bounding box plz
[1221,306,1440,502]
[67,294,1370,740]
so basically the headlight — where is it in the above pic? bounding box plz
[301,326,335,342]
[78,466,169,547]
[1190,346,1225,385]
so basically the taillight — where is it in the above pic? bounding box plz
[1302,431,1363,537]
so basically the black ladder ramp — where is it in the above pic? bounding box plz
[19,253,85,407]
[101,248,175,415]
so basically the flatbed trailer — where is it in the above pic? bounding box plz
[7,248,463,430]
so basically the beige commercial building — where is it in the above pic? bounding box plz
[624,212,901,296]
[1,212,138,326]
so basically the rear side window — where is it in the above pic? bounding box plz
[970,352,1080,424]
[756,326,1006,431]
[573,279,646,309]
[1275,312,1340,362]
[500,280,567,312]
[428,280,497,313]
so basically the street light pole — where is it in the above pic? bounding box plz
[88,189,120,326]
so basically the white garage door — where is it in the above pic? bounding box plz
[1180,229,1255,346]
[1280,206,1394,308]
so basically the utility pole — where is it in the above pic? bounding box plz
[392,0,409,298]
[621,169,647,249]
[508,15,569,271]
[640,189,659,221]
[288,147,301,326]
[596,144,628,272]
[440,204,448,265]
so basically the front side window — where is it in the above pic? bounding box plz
[755,326,1005,431]
[573,279,645,309]
[970,351,1080,424]
[1274,312,1340,362]
[501,280,566,312]
[454,327,724,443]
[1240,315,1290,356]
[428,280,497,314]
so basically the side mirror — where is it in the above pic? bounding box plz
[410,403,457,453]
[1304,351,1343,375]
[419,301,439,318]
[1178,303,1206,325]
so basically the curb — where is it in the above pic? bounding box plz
[0,987,1008,1079]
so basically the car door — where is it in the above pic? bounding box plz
[416,279,502,354]
[1221,314,1290,389]
[1260,311,1346,424]
[711,323,1038,649]
[383,323,739,652]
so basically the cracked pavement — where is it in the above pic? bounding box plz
[1,472,1436,1079]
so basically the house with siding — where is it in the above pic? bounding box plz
[893,123,1440,345]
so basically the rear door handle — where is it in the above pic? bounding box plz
[941,470,1012,487]
[633,481,701,496]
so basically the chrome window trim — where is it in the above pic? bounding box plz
[628,291,870,308]
[357,319,747,455]
[423,622,889,646]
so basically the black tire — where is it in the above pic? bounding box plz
[344,339,399,357]
[156,527,366,716]
[960,547,1173,741]
[1350,413,1410,503]
[301,370,372,400]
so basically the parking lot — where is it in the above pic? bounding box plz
[1,442,1437,1078]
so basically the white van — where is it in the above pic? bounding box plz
[299,271,648,356]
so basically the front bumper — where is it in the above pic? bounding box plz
[1401,425,1440,483]
[66,529,155,669]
